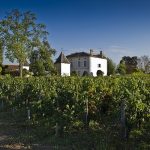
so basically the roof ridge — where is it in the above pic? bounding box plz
[55,52,70,64]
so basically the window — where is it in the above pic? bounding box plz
[84,61,87,67]
[78,61,80,67]
[98,64,101,68]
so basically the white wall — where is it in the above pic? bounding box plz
[23,66,29,71]
[61,63,70,76]
[67,56,107,76]
[89,57,107,76]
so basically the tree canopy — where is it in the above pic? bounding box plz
[107,57,116,75]
[117,60,126,75]
[137,55,150,73]
[30,40,56,76]
[122,56,138,74]
[0,9,50,77]
[0,40,3,66]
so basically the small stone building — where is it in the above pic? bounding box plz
[54,52,70,76]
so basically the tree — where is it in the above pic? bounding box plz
[0,40,3,74]
[97,53,116,75]
[122,56,138,74]
[137,55,150,73]
[117,60,126,75]
[30,40,56,76]
[0,9,48,77]
[107,57,116,75]
[0,66,2,75]
[0,40,3,66]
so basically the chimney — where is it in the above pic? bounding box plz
[90,49,93,55]
[100,51,103,58]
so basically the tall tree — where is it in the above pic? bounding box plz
[107,57,116,75]
[30,40,56,76]
[122,56,138,74]
[0,40,3,74]
[137,55,150,73]
[117,60,126,75]
[0,40,3,66]
[0,9,48,77]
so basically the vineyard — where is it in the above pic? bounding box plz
[0,75,149,149]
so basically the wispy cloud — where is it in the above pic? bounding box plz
[107,45,133,55]
[103,45,137,64]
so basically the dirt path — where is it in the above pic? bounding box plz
[0,112,62,150]
[0,112,27,150]
[0,112,75,150]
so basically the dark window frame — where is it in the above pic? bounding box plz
[98,64,101,68]
[84,61,87,67]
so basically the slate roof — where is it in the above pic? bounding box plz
[67,52,90,58]
[55,52,70,64]
[66,52,104,58]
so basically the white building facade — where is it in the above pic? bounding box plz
[54,52,70,76]
[89,57,107,76]
[66,50,107,76]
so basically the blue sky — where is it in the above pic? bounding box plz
[0,0,150,64]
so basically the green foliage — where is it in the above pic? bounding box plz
[0,9,49,77]
[0,75,149,147]
[0,40,3,66]
[0,66,2,74]
[30,40,56,76]
[107,57,116,75]
[121,56,138,74]
[22,69,31,77]
[138,55,150,73]
[71,71,78,76]
[117,60,126,75]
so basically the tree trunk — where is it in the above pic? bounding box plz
[19,62,23,77]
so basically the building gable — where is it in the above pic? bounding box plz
[55,52,70,64]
